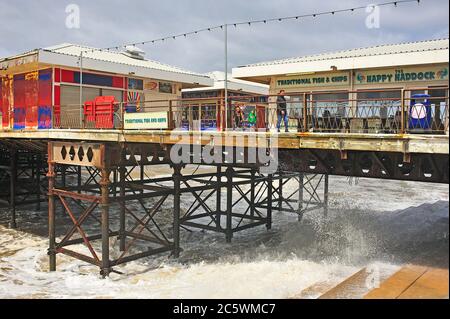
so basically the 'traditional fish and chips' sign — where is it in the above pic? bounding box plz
[275,72,350,88]
[124,111,169,130]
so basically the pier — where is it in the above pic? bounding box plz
[0,91,448,276]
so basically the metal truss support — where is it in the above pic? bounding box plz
[179,165,273,243]
[278,149,449,184]
[47,141,178,276]
[255,171,329,222]
[0,141,48,229]
[295,173,330,221]
[43,141,334,276]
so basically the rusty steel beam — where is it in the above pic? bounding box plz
[278,149,449,184]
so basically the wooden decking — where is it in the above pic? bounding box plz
[364,265,449,299]
[292,265,449,299]
[319,268,372,299]
[0,129,448,154]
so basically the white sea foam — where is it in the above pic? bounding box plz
[0,175,448,299]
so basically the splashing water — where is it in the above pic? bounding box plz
[0,176,448,299]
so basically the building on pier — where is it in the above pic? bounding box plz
[0,43,212,130]
[232,38,449,133]
[181,71,269,130]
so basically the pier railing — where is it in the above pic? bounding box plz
[3,87,447,135]
[227,87,449,134]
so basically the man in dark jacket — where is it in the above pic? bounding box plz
[276,90,289,132]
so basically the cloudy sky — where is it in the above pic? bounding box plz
[0,0,448,73]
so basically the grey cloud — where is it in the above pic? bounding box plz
[0,0,448,73]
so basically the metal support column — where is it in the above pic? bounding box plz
[216,165,222,231]
[61,165,66,188]
[250,169,256,217]
[9,147,17,229]
[47,160,56,271]
[100,168,111,278]
[77,166,82,194]
[172,165,182,257]
[36,154,42,211]
[140,162,145,195]
[278,174,283,211]
[119,165,127,252]
[324,174,329,217]
[113,169,118,198]
[266,174,273,230]
[225,166,233,243]
[298,173,304,221]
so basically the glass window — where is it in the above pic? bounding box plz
[128,78,143,90]
[102,89,123,102]
[159,82,173,94]
[357,90,401,119]
[428,87,448,131]
[312,92,349,117]
[60,85,100,107]
[287,95,304,118]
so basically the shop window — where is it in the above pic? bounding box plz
[74,72,114,87]
[60,85,101,107]
[430,88,448,129]
[128,78,144,91]
[102,89,123,102]
[159,82,173,94]
[182,91,218,99]
[312,92,349,118]
[286,95,304,118]
[417,87,449,131]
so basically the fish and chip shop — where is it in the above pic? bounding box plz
[232,38,449,133]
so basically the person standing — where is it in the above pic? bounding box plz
[276,90,289,132]
[234,104,244,129]
[248,109,257,130]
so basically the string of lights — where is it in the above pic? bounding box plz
[74,0,422,54]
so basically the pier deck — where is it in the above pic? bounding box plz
[1,129,448,154]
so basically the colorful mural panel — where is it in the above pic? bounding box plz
[1,76,13,129]
[25,71,39,129]
[13,74,26,129]
[38,69,53,128]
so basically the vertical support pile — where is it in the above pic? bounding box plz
[9,146,17,228]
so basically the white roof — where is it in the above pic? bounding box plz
[183,71,269,95]
[38,43,213,87]
[233,38,449,83]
